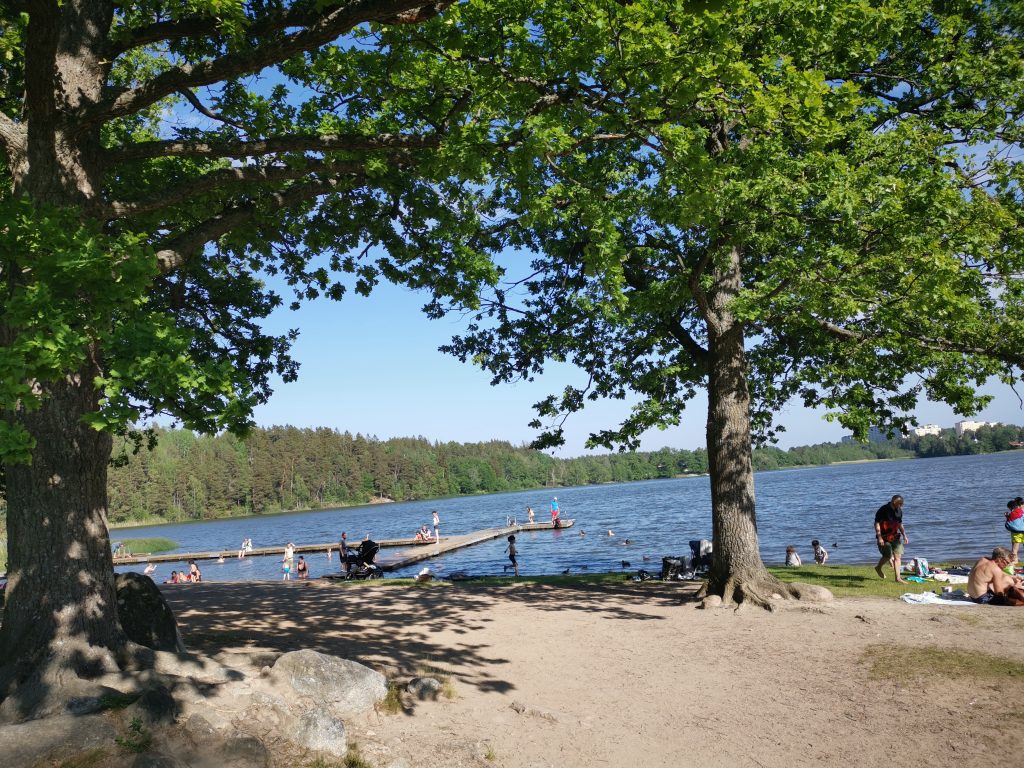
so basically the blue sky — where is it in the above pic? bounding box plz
[250,278,1024,457]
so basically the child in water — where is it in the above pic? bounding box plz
[504,535,519,577]
[811,539,829,565]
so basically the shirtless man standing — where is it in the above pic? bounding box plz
[967,547,1024,605]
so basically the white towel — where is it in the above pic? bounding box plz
[900,590,977,605]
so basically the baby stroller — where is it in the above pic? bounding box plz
[344,539,382,580]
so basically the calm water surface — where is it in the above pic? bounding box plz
[114,452,1024,581]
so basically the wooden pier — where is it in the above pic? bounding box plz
[377,519,574,572]
[112,519,574,569]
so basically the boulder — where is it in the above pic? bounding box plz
[291,708,348,756]
[0,713,117,766]
[789,582,835,603]
[272,650,386,715]
[406,677,443,701]
[116,572,186,653]
[128,684,178,725]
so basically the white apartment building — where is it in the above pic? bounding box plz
[955,419,1000,437]
[911,424,942,437]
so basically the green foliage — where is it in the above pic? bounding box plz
[376,0,1024,450]
[114,717,152,754]
[93,423,1021,524]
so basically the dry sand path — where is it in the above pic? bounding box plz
[163,580,1024,768]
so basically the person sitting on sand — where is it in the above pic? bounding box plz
[785,546,801,567]
[967,547,1024,605]
[811,540,828,565]
[164,570,179,584]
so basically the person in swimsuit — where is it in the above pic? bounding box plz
[504,534,519,577]
[967,547,1024,604]
[188,560,202,583]
[296,555,309,579]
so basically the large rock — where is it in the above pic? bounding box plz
[0,713,117,766]
[116,572,186,653]
[273,650,386,715]
[292,708,348,756]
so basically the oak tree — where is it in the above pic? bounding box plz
[0,0,491,718]
[385,0,1024,605]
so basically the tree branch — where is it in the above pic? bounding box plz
[107,132,439,163]
[0,113,26,154]
[103,159,368,219]
[154,177,350,274]
[86,0,451,128]
[177,87,247,131]
[815,318,1024,367]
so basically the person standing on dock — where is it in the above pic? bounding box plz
[432,510,440,541]
[550,497,559,522]
[527,506,535,523]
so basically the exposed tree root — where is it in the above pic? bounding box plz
[0,640,235,724]
[700,570,828,611]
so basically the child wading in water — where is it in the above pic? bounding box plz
[504,534,519,577]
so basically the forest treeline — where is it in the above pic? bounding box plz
[1,423,1022,527]
[90,422,1024,524]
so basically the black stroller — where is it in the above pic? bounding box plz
[344,539,382,580]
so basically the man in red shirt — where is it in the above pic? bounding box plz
[874,494,909,582]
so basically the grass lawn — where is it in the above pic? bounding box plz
[767,563,960,598]
[338,565,959,600]
[113,537,179,555]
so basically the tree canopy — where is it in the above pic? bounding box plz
[364,0,1024,602]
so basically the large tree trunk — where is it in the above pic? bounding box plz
[0,362,130,719]
[702,247,794,607]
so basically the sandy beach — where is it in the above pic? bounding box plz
[162,579,1024,768]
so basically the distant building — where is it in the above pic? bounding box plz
[955,419,999,437]
[911,424,942,437]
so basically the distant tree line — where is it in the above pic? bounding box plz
[1,423,1022,528]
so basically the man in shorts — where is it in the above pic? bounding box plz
[874,494,909,582]
[967,547,1024,605]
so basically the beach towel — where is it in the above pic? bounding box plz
[930,573,969,584]
[900,590,978,605]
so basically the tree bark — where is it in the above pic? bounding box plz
[0,361,130,718]
[702,247,793,607]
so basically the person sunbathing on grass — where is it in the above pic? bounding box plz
[967,547,1024,605]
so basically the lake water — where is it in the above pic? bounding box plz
[113,451,1024,581]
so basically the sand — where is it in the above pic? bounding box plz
[162,579,1024,768]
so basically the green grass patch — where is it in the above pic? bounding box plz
[113,537,178,555]
[114,717,152,753]
[768,564,953,598]
[377,681,404,715]
[97,691,140,711]
[863,643,1024,683]
[51,748,112,768]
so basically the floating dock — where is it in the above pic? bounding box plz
[112,519,574,570]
